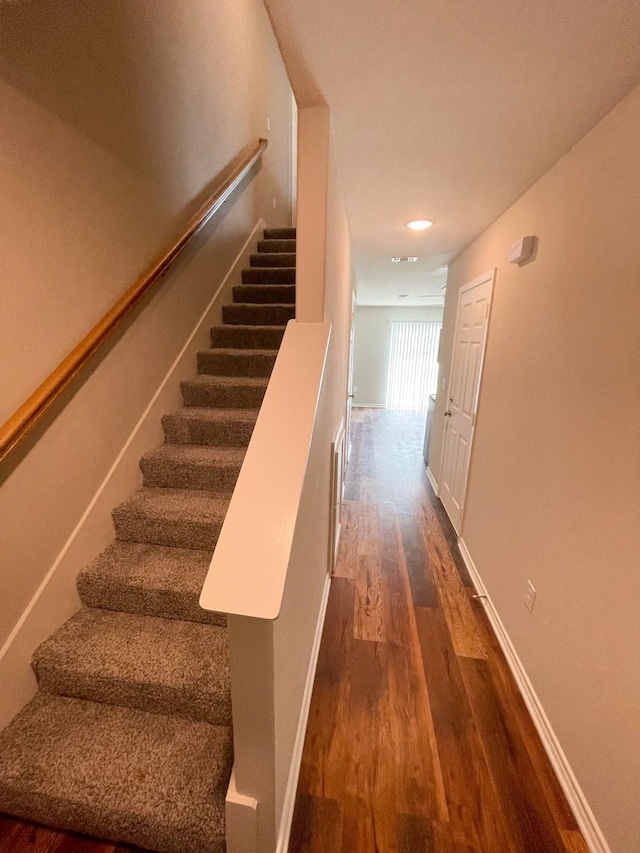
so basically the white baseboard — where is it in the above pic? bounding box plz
[352,403,386,408]
[226,768,258,853]
[0,220,265,731]
[426,465,439,495]
[457,539,611,853]
[275,572,331,853]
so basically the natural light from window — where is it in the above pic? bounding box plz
[386,320,441,411]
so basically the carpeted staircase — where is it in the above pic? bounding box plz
[0,228,296,853]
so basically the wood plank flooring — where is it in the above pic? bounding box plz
[289,408,587,853]
[0,408,588,853]
[0,814,136,853]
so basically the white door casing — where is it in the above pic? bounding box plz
[291,91,298,225]
[345,291,356,466]
[330,420,346,572]
[439,269,495,533]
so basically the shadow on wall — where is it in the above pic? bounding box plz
[0,0,224,206]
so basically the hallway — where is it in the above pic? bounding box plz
[289,408,588,853]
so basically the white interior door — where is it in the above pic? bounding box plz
[439,269,495,533]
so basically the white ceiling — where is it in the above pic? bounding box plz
[264,0,640,306]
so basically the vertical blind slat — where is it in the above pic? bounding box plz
[386,320,441,410]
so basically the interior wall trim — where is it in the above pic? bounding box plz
[425,466,439,496]
[457,538,611,853]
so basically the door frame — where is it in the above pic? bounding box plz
[330,419,346,573]
[344,290,356,465]
[291,91,298,225]
[439,267,496,534]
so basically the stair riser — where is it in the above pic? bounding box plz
[77,577,225,625]
[242,267,295,284]
[198,350,276,377]
[162,412,256,447]
[210,325,285,349]
[257,239,296,253]
[141,455,243,492]
[263,227,296,239]
[34,670,231,727]
[233,284,295,304]
[181,379,267,408]
[223,304,295,326]
[250,252,296,267]
[113,509,223,550]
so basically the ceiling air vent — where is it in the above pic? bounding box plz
[391,256,418,263]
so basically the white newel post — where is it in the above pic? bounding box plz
[225,616,276,853]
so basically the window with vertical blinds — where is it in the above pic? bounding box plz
[386,321,442,411]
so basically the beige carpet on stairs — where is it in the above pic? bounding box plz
[0,227,296,853]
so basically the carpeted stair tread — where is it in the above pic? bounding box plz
[222,303,295,326]
[181,374,269,408]
[0,224,297,851]
[33,608,231,725]
[263,227,296,239]
[197,347,278,378]
[249,252,296,267]
[242,266,295,284]
[233,284,296,304]
[78,541,225,625]
[141,443,246,491]
[113,487,230,550]
[257,239,296,253]
[210,323,286,349]
[0,693,230,853]
[162,405,259,448]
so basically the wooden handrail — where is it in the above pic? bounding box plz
[0,138,268,465]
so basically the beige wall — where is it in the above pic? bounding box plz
[322,130,355,432]
[353,305,443,407]
[274,110,355,832]
[275,102,354,807]
[0,1,293,652]
[431,83,640,853]
[265,107,354,848]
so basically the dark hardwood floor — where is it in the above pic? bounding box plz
[0,814,137,853]
[0,408,588,852]
[289,408,589,853]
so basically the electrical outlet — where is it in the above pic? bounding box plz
[524,580,536,613]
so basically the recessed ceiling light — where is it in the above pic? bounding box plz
[406,219,433,231]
